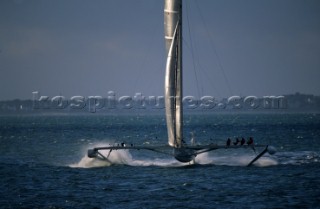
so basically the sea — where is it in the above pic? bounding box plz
[0,112,319,208]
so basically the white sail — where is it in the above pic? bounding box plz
[164,0,183,148]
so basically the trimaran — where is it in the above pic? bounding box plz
[88,0,276,166]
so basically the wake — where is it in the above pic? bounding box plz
[69,142,319,168]
[70,146,185,168]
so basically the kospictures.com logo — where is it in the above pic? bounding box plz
[32,91,287,113]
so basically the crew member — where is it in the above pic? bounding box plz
[240,137,246,146]
[226,138,231,146]
[247,137,254,145]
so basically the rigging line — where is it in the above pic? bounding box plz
[183,2,221,99]
[185,1,202,99]
[195,55,223,99]
[194,1,233,96]
[185,1,210,135]
[182,38,222,99]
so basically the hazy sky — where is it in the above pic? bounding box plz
[0,0,319,100]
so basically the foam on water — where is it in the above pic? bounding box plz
[195,152,278,167]
[70,142,133,168]
[128,158,185,167]
[193,149,319,167]
[70,151,187,168]
[70,155,112,168]
[70,142,185,168]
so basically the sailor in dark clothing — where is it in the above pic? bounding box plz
[233,138,240,145]
[240,137,246,146]
[247,137,254,145]
[226,138,231,146]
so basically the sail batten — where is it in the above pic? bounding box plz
[164,0,183,148]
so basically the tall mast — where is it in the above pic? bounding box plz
[164,0,183,148]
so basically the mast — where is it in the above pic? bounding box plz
[164,0,183,148]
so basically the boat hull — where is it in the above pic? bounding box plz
[173,148,196,162]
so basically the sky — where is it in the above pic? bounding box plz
[0,0,319,100]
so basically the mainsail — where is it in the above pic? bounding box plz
[164,0,183,148]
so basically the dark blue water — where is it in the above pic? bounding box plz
[0,113,319,208]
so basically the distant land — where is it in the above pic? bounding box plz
[0,92,319,115]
